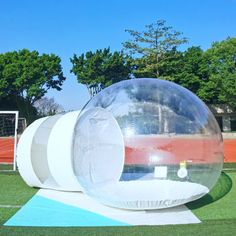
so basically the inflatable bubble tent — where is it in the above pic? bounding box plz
[73,78,224,209]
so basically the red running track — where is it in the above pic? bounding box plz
[0,137,14,163]
[0,136,236,164]
[125,135,223,165]
[224,139,236,163]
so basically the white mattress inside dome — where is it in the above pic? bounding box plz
[87,179,209,210]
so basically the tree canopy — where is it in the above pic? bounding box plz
[161,38,236,108]
[164,46,207,95]
[0,49,65,122]
[71,19,236,110]
[0,49,65,104]
[121,19,236,108]
[199,37,236,107]
[70,48,132,97]
[122,19,188,78]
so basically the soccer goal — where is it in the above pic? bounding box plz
[0,111,19,170]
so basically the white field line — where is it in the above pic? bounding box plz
[0,204,22,208]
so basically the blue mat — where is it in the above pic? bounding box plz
[4,195,129,227]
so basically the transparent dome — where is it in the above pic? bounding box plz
[73,78,223,210]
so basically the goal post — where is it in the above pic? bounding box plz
[0,111,19,170]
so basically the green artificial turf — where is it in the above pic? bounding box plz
[0,164,13,171]
[0,208,18,225]
[0,172,37,225]
[0,172,37,205]
[223,162,236,170]
[187,171,236,220]
[0,167,236,235]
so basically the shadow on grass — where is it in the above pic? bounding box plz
[187,172,232,210]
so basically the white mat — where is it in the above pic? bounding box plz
[38,189,201,225]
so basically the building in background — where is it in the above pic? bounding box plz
[208,104,236,132]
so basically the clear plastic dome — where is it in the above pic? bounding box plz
[73,78,223,210]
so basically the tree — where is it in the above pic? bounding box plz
[163,46,207,95]
[159,38,236,109]
[70,48,132,97]
[198,37,236,107]
[0,95,38,124]
[0,49,66,104]
[34,97,63,116]
[157,49,184,82]
[122,19,188,78]
[0,49,66,121]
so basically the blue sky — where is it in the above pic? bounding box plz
[1,0,236,111]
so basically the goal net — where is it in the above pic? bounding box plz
[0,111,19,170]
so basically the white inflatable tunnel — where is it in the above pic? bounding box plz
[17,111,82,191]
[47,111,82,191]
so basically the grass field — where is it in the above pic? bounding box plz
[0,165,236,236]
[0,164,13,171]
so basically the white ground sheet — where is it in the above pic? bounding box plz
[38,188,201,225]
